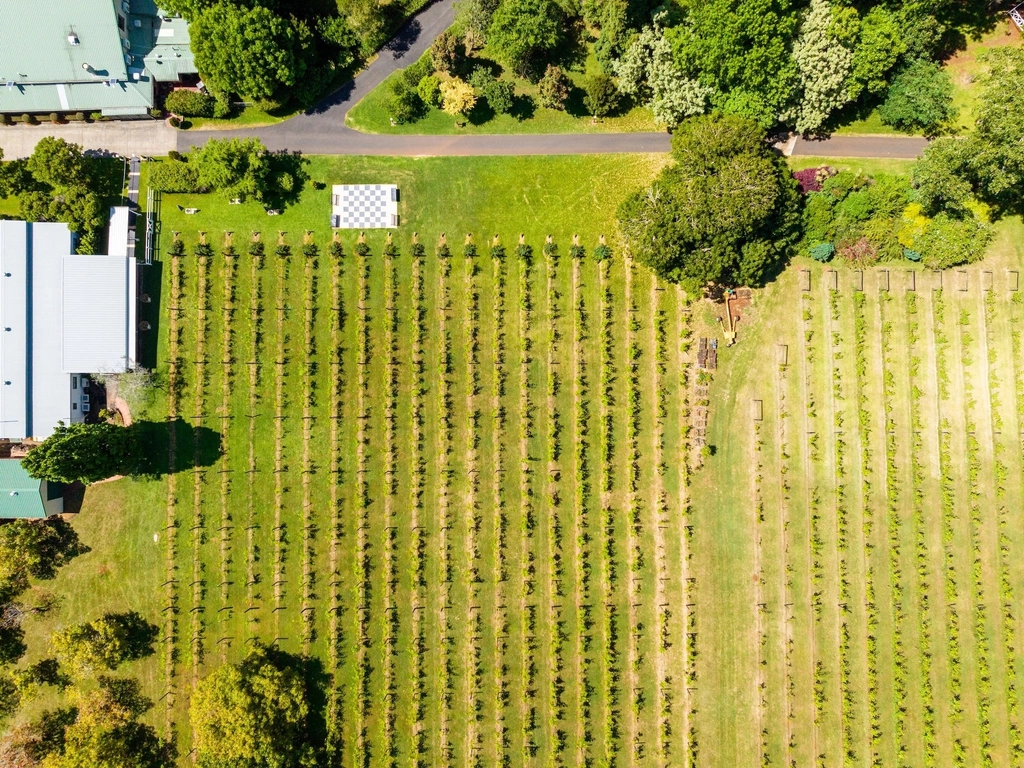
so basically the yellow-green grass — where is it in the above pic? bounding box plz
[788,155,916,176]
[833,108,905,137]
[182,104,298,131]
[691,214,1024,766]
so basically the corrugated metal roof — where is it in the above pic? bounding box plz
[62,256,132,373]
[32,226,73,440]
[0,77,153,115]
[0,222,29,441]
[0,0,127,85]
[0,460,45,519]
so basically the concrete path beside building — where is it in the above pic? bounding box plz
[0,0,931,162]
[0,120,177,159]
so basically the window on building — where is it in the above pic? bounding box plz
[72,403,78,411]
[72,376,78,389]
[118,14,125,30]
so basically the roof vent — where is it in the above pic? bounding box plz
[68,32,80,45]
[9,492,17,497]
[82,62,95,74]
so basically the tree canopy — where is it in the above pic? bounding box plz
[22,422,136,485]
[51,612,158,679]
[488,0,564,77]
[618,113,799,291]
[190,643,314,768]
[0,519,84,602]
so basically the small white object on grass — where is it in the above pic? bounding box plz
[154,533,159,543]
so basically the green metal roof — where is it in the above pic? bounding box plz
[0,0,128,85]
[0,460,45,519]
[0,1,195,114]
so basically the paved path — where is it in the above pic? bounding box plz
[0,0,930,161]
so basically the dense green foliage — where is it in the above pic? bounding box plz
[0,138,117,254]
[167,0,363,109]
[190,644,313,768]
[50,613,158,678]
[163,89,216,118]
[488,0,564,77]
[801,169,992,270]
[618,113,799,291]
[22,422,136,485]
[878,60,955,135]
[43,678,173,768]
[0,519,84,602]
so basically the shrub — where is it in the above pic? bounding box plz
[168,116,181,128]
[439,78,476,117]
[385,79,423,124]
[0,114,9,126]
[148,160,200,193]
[22,114,35,125]
[838,237,879,266]
[417,75,442,108]
[484,80,516,115]
[213,96,232,119]
[594,243,612,261]
[538,65,571,110]
[468,66,495,92]
[570,245,585,259]
[916,213,993,270]
[49,113,61,124]
[165,89,216,118]
[430,30,464,74]
[74,111,85,122]
[810,243,835,262]
[583,72,619,118]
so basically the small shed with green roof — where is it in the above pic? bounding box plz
[0,459,63,520]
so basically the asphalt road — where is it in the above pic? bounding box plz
[0,0,930,161]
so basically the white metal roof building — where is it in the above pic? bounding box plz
[0,217,136,441]
[331,184,399,229]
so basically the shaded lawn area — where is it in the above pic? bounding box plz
[945,18,1023,131]
[787,155,916,176]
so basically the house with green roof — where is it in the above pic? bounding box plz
[0,0,197,118]
[0,459,63,520]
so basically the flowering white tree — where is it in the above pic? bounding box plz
[614,25,711,128]
[791,0,854,134]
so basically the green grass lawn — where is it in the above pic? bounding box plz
[347,49,660,135]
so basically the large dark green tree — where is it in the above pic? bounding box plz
[666,0,800,127]
[191,5,305,104]
[22,422,136,485]
[967,46,1024,213]
[190,643,314,768]
[618,113,799,291]
[488,0,564,77]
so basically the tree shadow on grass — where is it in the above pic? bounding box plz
[509,94,536,121]
[130,419,222,480]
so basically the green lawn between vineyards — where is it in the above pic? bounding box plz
[12,153,1024,768]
